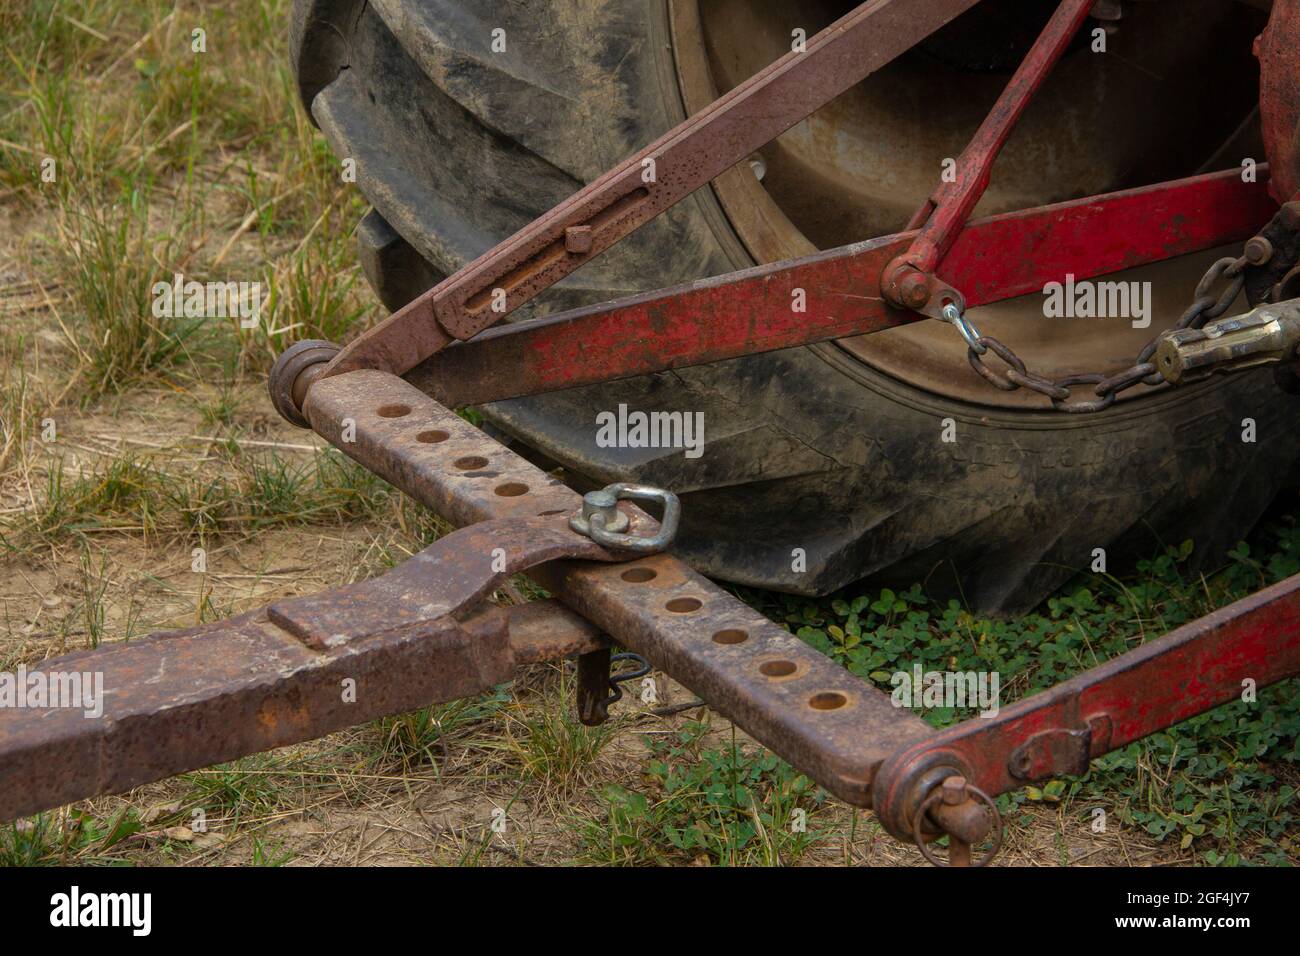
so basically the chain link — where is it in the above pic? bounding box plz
[957,253,1249,413]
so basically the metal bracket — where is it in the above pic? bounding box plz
[1008,715,1113,781]
[576,648,651,726]
[301,369,936,806]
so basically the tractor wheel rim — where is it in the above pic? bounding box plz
[669,0,1268,409]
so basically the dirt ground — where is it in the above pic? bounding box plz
[0,327,1192,866]
[1,1,1293,868]
[0,279,1187,866]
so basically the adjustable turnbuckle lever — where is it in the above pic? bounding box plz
[1155,298,1300,385]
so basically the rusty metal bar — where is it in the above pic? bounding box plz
[407,170,1275,407]
[0,506,625,822]
[871,570,1300,840]
[303,370,936,806]
[322,0,984,379]
[0,596,601,823]
[507,599,607,665]
[902,0,1095,267]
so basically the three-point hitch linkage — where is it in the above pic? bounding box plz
[5,0,1300,865]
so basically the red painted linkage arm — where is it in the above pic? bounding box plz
[882,0,1097,314]
[409,170,1275,407]
[871,570,1300,844]
[321,0,984,379]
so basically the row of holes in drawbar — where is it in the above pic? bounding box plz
[374,400,849,714]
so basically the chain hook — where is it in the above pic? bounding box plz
[942,302,987,354]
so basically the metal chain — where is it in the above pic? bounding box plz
[950,252,1250,413]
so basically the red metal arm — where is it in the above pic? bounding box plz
[321,0,984,379]
[409,170,1275,407]
[883,0,1096,313]
[873,569,1300,842]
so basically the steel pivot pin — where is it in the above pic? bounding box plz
[569,487,631,537]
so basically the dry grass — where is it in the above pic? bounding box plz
[0,1,1291,868]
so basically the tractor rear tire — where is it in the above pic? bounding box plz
[290,0,1300,612]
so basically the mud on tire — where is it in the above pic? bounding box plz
[290,0,1300,612]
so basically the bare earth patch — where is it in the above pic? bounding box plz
[1,0,1292,869]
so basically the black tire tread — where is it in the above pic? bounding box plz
[290,0,1300,612]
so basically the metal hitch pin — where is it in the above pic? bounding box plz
[569,482,681,555]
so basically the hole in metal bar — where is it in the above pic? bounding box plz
[416,429,450,443]
[621,567,656,583]
[454,456,490,470]
[760,660,796,678]
[495,482,529,497]
[712,629,747,645]
[809,691,847,711]
[377,404,411,418]
[665,597,702,613]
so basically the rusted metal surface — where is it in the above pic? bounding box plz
[0,591,599,824]
[506,599,606,665]
[871,569,1300,842]
[1155,297,1300,384]
[406,171,1274,408]
[915,776,1001,867]
[0,510,622,822]
[265,517,631,651]
[320,0,984,380]
[304,369,936,806]
[268,339,340,428]
[1259,0,1300,204]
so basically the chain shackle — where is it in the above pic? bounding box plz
[942,302,987,354]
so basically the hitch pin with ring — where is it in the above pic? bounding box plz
[942,301,987,355]
[569,482,681,555]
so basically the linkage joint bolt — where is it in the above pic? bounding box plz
[898,269,933,309]
[1279,201,1300,232]
[1244,236,1274,267]
[941,775,969,806]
